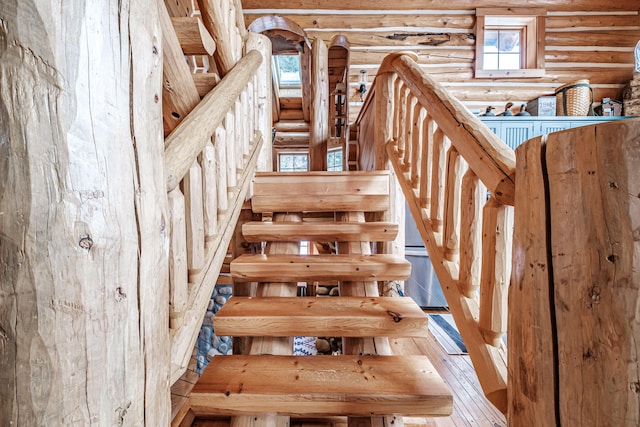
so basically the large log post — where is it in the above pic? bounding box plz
[0,1,169,425]
[510,118,640,426]
[309,37,328,171]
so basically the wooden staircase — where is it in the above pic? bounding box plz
[190,171,452,421]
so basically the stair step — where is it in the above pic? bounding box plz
[230,254,411,283]
[242,221,398,242]
[214,296,428,337]
[252,171,390,213]
[190,355,453,417]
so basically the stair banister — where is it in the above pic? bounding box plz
[356,52,516,413]
[164,41,270,384]
[164,49,263,191]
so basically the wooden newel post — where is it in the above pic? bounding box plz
[0,1,169,425]
[509,119,640,426]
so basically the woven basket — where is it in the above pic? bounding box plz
[555,79,593,116]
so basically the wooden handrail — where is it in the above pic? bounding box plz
[164,49,262,191]
[357,52,516,413]
[389,55,515,206]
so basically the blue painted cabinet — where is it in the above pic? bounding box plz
[480,116,631,150]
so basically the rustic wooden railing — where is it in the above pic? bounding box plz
[355,52,516,413]
[159,0,272,385]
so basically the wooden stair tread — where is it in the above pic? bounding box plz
[230,254,411,282]
[242,221,398,242]
[190,355,453,417]
[214,296,428,337]
[252,171,390,213]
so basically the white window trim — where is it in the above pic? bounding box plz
[475,8,546,78]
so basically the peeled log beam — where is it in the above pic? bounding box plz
[164,49,262,191]
[198,0,237,75]
[0,1,169,424]
[388,54,516,205]
[158,0,201,131]
[309,38,329,171]
[171,17,217,56]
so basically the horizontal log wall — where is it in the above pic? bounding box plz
[243,1,639,118]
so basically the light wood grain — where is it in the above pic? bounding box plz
[0,1,169,423]
[310,37,329,171]
[242,221,398,242]
[390,54,516,206]
[457,170,485,299]
[242,0,636,11]
[172,17,217,56]
[507,135,556,426]
[546,119,640,426]
[214,296,429,337]
[387,142,508,413]
[198,0,236,75]
[201,141,218,241]
[191,355,453,417]
[164,50,262,191]
[252,171,390,213]
[170,135,264,384]
[231,254,411,282]
[159,0,201,131]
[478,198,513,348]
[169,188,189,329]
[183,162,206,277]
[193,73,221,98]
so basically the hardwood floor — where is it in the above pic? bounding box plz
[389,327,507,426]
[171,313,507,427]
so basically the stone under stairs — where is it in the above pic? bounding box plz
[190,171,453,421]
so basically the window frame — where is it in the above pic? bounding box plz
[277,150,309,173]
[327,147,344,172]
[475,8,546,78]
[272,54,302,97]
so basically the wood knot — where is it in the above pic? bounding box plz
[79,235,93,250]
[115,287,127,302]
[387,310,402,322]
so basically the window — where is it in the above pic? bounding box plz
[475,8,546,78]
[278,152,308,172]
[327,149,343,172]
[273,55,302,96]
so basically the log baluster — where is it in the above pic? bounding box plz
[479,197,513,347]
[183,161,205,281]
[419,116,434,210]
[430,129,448,234]
[201,140,218,244]
[169,188,188,329]
[458,169,486,299]
[443,148,467,264]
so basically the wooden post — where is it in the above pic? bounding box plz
[309,37,328,171]
[159,0,201,131]
[458,169,485,299]
[510,120,640,425]
[547,120,640,425]
[374,71,404,259]
[197,0,237,75]
[508,136,556,426]
[0,1,169,424]
[479,198,513,347]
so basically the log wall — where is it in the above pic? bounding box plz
[0,1,169,424]
[243,0,640,118]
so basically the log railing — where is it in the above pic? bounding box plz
[160,0,273,384]
[355,52,516,413]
